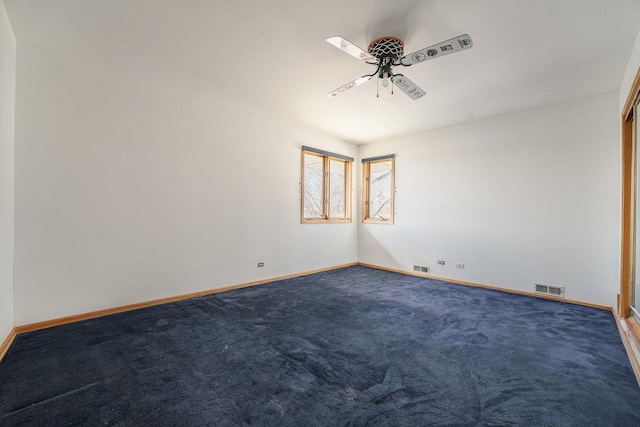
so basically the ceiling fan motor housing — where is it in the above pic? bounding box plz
[367,37,405,61]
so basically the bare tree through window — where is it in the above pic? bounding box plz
[363,157,394,224]
[329,160,346,219]
[303,153,324,219]
[302,148,352,223]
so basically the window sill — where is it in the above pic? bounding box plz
[363,219,394,225]
[302,219,352,224]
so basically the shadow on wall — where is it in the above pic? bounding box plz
[359,225,403,269]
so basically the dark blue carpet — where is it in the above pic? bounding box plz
[1,266,639,426]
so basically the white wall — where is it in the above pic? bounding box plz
[359,92,621,308]
[9,22,634,326]
[0,1,15,340]
[13,45,358,325]
[620,27,640,112]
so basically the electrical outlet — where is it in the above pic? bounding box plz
[437,260,445,265]
[258,262,265,267]
[455,262,464,269]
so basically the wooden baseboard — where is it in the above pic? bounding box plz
[0,328,17,362]
[6,262,617,363]
[613,312,640,386]
[15,262,358,335]
[357,262,612,311]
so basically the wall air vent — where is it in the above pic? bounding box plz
[413,265,430,274]
[534,282,565,298]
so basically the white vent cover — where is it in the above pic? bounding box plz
[534,282,565,297]
[413,265,430,274]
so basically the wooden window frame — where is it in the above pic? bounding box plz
[301,149,352,224]
[362,156,395,224]
[620,65,640,326]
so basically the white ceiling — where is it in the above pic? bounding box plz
[4,0,640,144]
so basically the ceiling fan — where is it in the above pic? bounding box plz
[326,34,473,100]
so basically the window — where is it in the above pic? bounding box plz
[301,147,353,223]
[362,155,395,224]
[622,66,640,322]
[619,65,640,376]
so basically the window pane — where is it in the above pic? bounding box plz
[303,153,324,219]
[329,159,346,219]
[368,160,392,220]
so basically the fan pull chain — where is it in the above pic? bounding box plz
[376,77,379,98]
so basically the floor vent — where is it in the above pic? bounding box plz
[534,282,565,297]
[413,265,430,274]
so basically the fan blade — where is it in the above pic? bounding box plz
[391,75,425,100]
[326,36,376,63]
[326,76,372,98]
[400,34,473,66]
